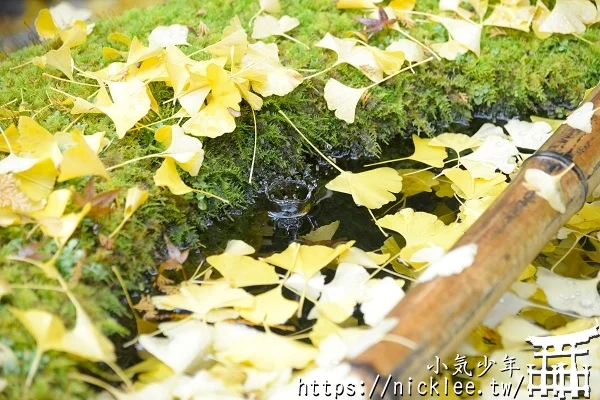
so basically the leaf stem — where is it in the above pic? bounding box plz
[278,110,345,173]
[25,349,43,388]
[106,153,163,171]
[364,57,433,91]
[302,63,337,81]
[249,107,258,183]
[279,33,310,49]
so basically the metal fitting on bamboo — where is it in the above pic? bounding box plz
[351,85,600,386]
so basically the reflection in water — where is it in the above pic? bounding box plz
[0,0,165,52]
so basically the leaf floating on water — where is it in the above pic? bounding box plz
[300,221,341,242]
[504,119,553,150]
[536,268,600,317]
[326,168,402,209]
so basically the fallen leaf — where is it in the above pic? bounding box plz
[148,24,189,48]
[566,101,595,133]
[504,119,553,150]
[326,168,403,209]
[417,244,479,283]
[523,168,568,213]
[323,78,367,124]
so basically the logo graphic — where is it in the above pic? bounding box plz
[526,325,599,399]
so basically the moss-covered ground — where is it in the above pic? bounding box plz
[1,0,600,397]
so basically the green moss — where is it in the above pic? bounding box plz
[1,0,600,397]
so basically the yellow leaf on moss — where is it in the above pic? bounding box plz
[183,64,242,138]
[17,117,62,166]
[323,78,367,124]
[58,129,108,182]
[326,168,403,209]
[154,158,194,195]
[35,9,59,40]
[155,125,205,176]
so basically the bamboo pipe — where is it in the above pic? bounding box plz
[351,85,600,393]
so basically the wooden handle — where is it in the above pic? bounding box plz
[351,85,600,383]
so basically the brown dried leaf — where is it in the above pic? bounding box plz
[98,234,115,250]
[73,180,120,217]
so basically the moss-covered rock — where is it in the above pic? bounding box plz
[1,0,599,397]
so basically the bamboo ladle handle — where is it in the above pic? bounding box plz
[351,85,600,387]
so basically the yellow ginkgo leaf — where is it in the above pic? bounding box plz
[153,158,194,195]
[260,0,281,13]
[206,240,279,286]
[35,9,59,40]
[337,0,380,9]
[483,3,536,32]
[434,17,482,56]
[0,124,21,153]
[523,168,569,213]
[124,187,148,220]
[443,168,507,200]
[183,64,242,138]
[532,0,552,39]
[377,208,456,250]
[326,168,403,209]
[17,116,62,166]
[323,78,367,124]
[125,37,162,67]
[252,15,299,39]
[238,42,303,97]
[368,46,405,76]
[155,125,205,176]
[59,301,116,363]
[387,39,425,62]
[29,189,72,220]
[537,0,596,34]
[316,33,382,82]
[428,133,482,154]
[214,323,317,370]
[566,102,595,134]
[264,241,355,279]
[408,135,448,168]
[205,16,248,65]
[148,24,189,49]
[0,154,57,206]
[108,186,149,239]
[40,203,90,247]
[58,20,88,49]
[32,46,74,80]
[153,282,254,318]
[300,221,341,242]
[431,39,469,61]
[238,288,298,325]
[10,308,66,352]
[58,129,108,182]
[71,79,151,138]
[397,169,438,198]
